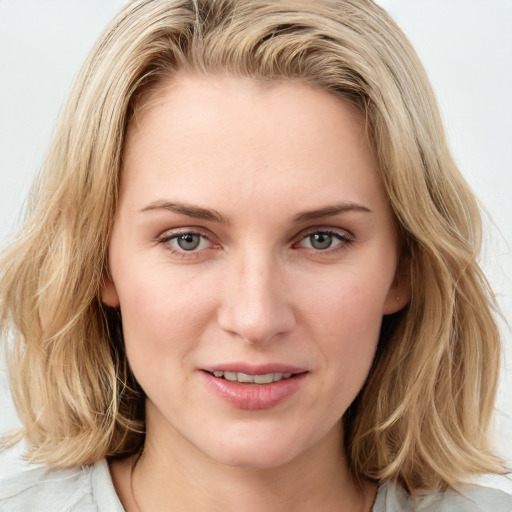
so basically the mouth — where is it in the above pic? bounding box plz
[202,367,308,409]
[205,370,301,384]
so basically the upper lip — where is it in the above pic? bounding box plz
[201,363,308,375]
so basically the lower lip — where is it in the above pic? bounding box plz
[202,372,307,410]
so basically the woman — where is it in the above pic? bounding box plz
[1,0,510,510]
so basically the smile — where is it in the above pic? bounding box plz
[209,371,293,384]
[202,367,308,409]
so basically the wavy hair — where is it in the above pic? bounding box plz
[0,0,505,492]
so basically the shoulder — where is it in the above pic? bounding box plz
[0,459,124,512]
[374,480,512,511]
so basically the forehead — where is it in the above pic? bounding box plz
[126,73,369,151]
[120,74,385,215]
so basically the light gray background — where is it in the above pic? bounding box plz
[1,0,511,489]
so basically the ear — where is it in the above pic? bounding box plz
[383,264,411,315]
[100,272,120,308]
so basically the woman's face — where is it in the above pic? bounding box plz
[103,75,408,469]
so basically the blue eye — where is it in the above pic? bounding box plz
[159,231,212,253]
[307,232,334,250]
[298,230,351,251]
[175,233,202,251]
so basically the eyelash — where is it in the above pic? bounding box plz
[156,227,354,256]
[157,229,215,256]
[295,228,354,253]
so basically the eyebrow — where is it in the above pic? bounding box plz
[293,202,371,223]
[140,200,229,223]
[140,200,371,224]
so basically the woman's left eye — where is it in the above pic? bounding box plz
[297,230,352,251]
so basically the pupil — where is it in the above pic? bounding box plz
[177,233,200,250]
[311,233,332,250]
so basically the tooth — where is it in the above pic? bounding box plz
[237,372,255,383]
[216,371,294,384]
[254,374,274,384]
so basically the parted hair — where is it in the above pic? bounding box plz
[0,0,505,492]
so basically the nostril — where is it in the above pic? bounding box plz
[216,264,296,344]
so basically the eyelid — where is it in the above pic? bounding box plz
[298,226,354,241]
[155,225,354,255]
[156,227,218,253]
[294,226,354,252]
[157,227,210,241]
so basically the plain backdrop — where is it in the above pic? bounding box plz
[0,0,511,489]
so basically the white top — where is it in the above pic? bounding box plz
[1,459,511,511]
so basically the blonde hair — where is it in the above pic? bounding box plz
[0,0,505,492]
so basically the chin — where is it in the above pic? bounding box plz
[213,447,299,470]
[199,428,315,471]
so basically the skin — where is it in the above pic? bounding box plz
[105,74,410,512]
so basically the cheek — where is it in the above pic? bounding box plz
[302,271,388,393]
[303,266,388,336]
[321,307,381,419]
[323,291,382,374]
[116,268,215,370]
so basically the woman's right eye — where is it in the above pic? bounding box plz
[158,231,213,254]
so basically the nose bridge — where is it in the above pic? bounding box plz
[218,246,294,343]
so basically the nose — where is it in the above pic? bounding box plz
[217,250,296,344]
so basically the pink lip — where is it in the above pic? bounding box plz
[200,364,308,410]
[201,362,307,375]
